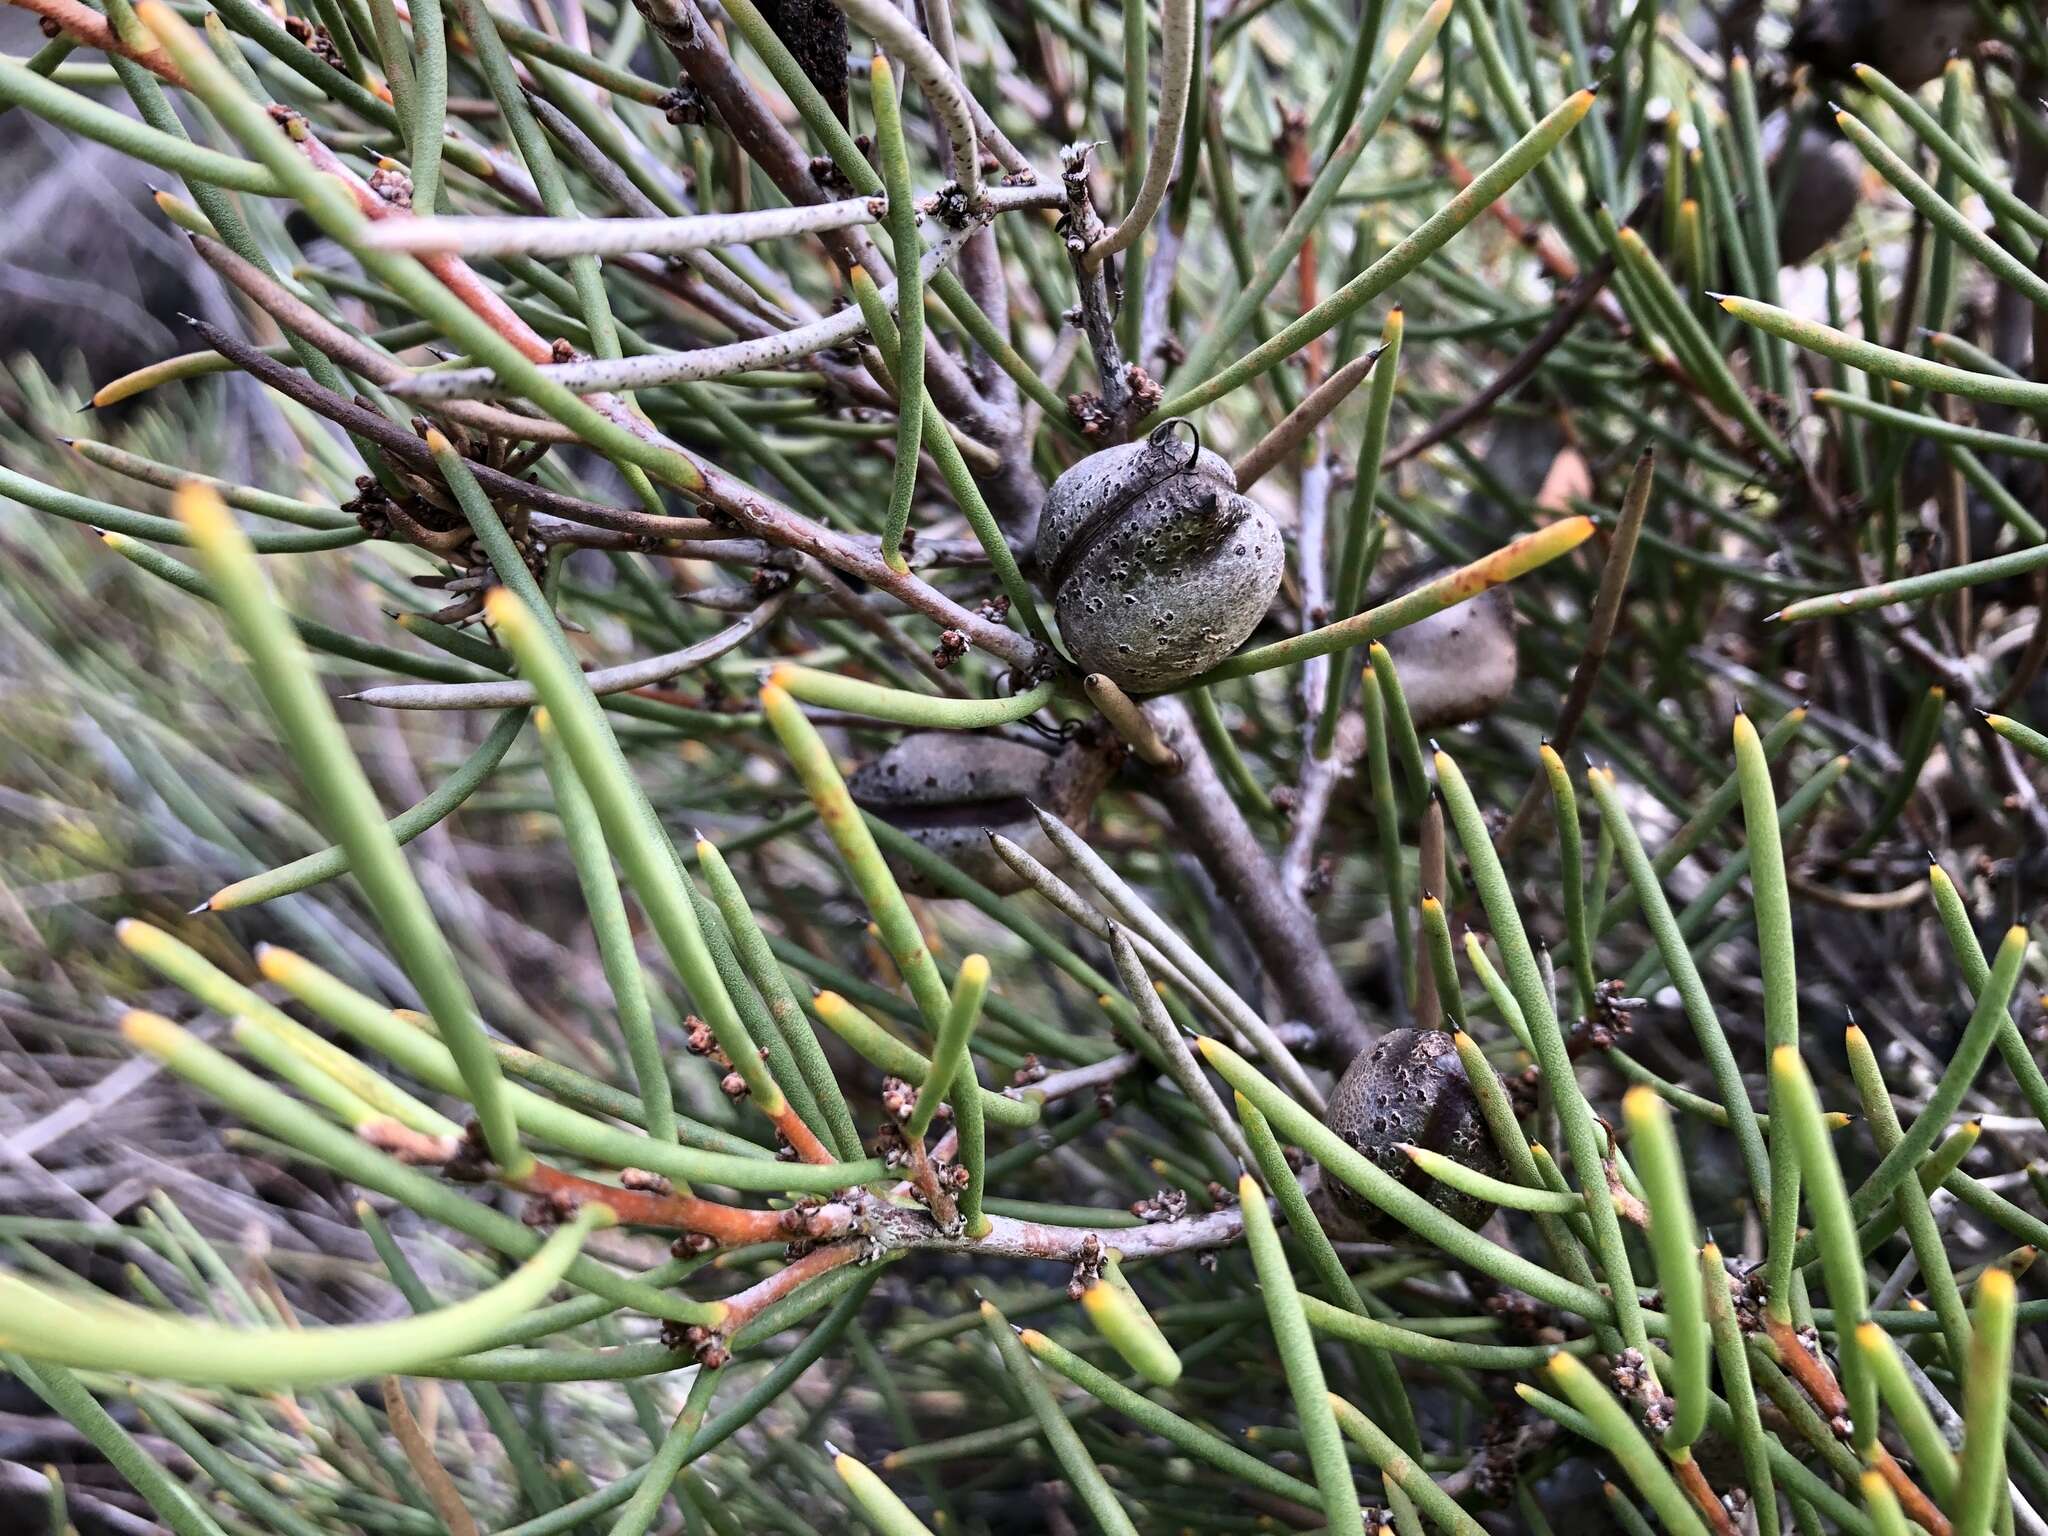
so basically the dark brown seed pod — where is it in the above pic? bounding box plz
[755,0,850,124]
[1790,0,1978,92]
[1774,125,1864,268]
[849,731,1117,896]
[1311,1027,1508,1242]
[1038,422,1285,694]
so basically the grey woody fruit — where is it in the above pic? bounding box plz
[1379,587,1518,732]
[850,731,1116,896]
[1312,1027,1507,1242]
[1039,424,1285,694]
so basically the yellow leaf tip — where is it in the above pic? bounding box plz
[120,1009,178,1051]
[255,944,302,982]
[172,480,233,536]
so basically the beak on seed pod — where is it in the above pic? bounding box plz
[849,730,1120,897]
[1038,420,1286,694]
[1311,1027,1508,1242]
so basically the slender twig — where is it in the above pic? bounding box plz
[1500,449,1654,850]
[1147,699,1371,1058]
[392,223,983,400]
[1234,349,1383,491]
[185,316,696,544]
[346,593,791,710]
[188,233,586,447]
[364,182,1061,259]
[1061,142,1134,427]
[1384,256,1615,469]
[1088,0,1194,268]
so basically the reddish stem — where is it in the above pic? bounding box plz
[713,1241,865,1338]
[1763,1317,1949,1536]
[1671,1456,1739,1536]
[770,1103,835,1167]
[10,0,184,83]
[510,1162,800,1244]
[296,134,552,363]
[899,1133,959,1230]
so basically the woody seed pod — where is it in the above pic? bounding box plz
[1039,422,1285,694]
[1312,1027,1507,1242]
[1378,587,1518,731]
[1790,0,1978,91]
[849,731,1116,897]
[1774,123,1864,268]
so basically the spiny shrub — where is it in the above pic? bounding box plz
[1,0,2047,1532]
